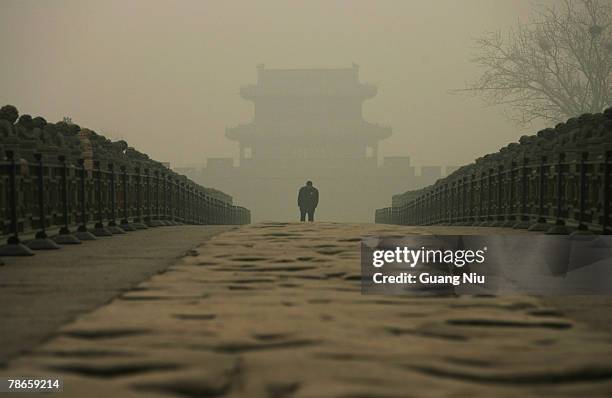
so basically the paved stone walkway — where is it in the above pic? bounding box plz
[3,223,612,397]
[0,226,233,364]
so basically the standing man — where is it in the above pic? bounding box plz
[298,180,319,222]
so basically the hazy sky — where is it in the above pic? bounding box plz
[0,0,547,169]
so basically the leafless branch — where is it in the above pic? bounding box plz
[452,0,612,126]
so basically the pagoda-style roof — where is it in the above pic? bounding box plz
[225,65,392,148]
[240,64,377,100]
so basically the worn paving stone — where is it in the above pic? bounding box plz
[0,225,233,364]
[3,222,612,397]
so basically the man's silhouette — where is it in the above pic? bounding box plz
[298,180,319,222]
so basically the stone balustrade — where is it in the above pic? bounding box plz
[0,105,250,257]
[375,107,612,234]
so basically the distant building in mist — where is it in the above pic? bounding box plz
[191,65,451,222]
[420,166,442,181]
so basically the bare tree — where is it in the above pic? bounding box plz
[460,0,612,125]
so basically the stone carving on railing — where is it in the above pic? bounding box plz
[375,108,612,235]
[0,105,250,257]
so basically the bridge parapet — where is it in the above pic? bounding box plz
[0,105,250,256]
[376,108,612,234]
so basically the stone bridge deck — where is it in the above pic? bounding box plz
[2,223,612,397]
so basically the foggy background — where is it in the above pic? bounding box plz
[0,0,548,171]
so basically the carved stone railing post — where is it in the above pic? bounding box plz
[468,174,475,224]
[161,172,168,225]
[183,183,188,223]
[180,181,185,223]
[195,189,201,224]
[172,176,178,225]
[513,156,531,229]
[189,185,193,223]
[406,200,416,225]
[150,169,163,226]
[168,175,175,225]
[132,166,147,229]
[144,168,155,227]
[156,171,163,225]
[501,161,516,227]
[178,181,184,224]
[459,176,466,224]
[492,164,504,226]
[191,186,197,224]
[449,181,456,225]
[603,151,611,234]
[571,152,593,235]
[440,184,446,225]
[446,182,453,224]
[202,195,209,224]
[423,193,427,225]
[479,169,493,226]
[27,153,60,249]
[208,196,214,225]
[459,177,464,223]
[74,158,96,240]
[529,156,550,231]
[547,152,569,234]
[436,186,441,224]
[201,192,207,225]
[119,165,135,231]
[53,155,81,244]
[0,150,34,255]
[209,197,215,225]
[167,175,175,225]
[195,188,200,224]
[174,179,180,224]
[477,171,484,225]
[106,163,124,234]
[92,160,112,236]
[188,184,193,224]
